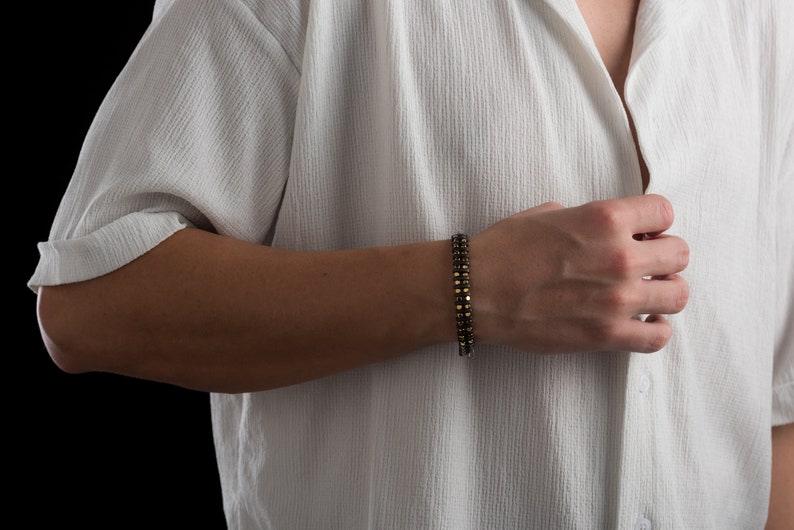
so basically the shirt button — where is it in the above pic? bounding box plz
[638,374,651,393]
[635,516,652,530]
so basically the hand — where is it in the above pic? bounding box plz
[471,194,689,354]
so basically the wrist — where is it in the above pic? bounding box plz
[384,240,458,351]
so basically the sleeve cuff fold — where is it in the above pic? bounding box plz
[28,211,192,293]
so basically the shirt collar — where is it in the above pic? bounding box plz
[539,0,701,69]
[631,0,701,67]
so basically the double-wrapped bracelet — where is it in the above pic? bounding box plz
[451,233,475,357]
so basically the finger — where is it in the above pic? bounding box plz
[613,314,673,353]
[634,235,690,276]
[636,275,690,315]
[614,194,676,235]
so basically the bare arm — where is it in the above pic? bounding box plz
[767,423,794,529]
[38,228,456,393]
[37,194,689,393]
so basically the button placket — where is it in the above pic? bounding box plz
[618,352,659,529]
[638,373,651,393]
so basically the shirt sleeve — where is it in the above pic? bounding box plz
[28,0,301,292]
[771,2,794,427]
[772,129,794,427]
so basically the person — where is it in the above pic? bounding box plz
[30,0,792,528]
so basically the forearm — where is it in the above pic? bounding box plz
[37,227,456,393]
[38,195,690,393]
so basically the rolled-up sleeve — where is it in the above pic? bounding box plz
[772,3,794,426]
[29,0,301,292]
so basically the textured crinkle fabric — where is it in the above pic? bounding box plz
[30,0,793,528]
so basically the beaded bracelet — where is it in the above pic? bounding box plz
[451,233,475,357]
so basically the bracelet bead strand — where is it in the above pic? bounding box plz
[451,233,475,357]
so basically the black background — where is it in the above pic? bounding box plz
[16,4,227,527]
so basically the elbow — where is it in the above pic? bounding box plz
[36,285,94,374]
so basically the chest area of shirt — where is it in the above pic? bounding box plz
[301,1,763,203]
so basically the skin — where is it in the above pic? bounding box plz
[38,195,687,392]
[576,0,650,190]
[767,422,794,529]
[35,0,789,522]
[575,0,793,523]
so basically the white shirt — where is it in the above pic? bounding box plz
[30,0,794,528]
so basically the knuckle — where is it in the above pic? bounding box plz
[603,287,632,311]
[606,248,634,277]
[654,195,675,228]
[677,240,690,270]
[647,325,672,352]
[673,282,690,313]
[588,202,624,233]
[637,315,672,353]
[584,321,617,347]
